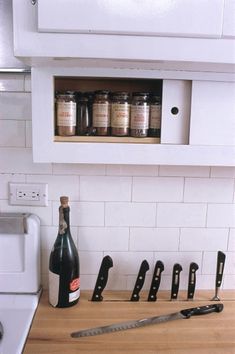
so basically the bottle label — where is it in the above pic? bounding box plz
[131,105,149,129]
[49,270,59,307]
[57,102,76,127]
[70,277,80,291]
[150,105,161,129]
[111,103,130,128]
[69,288,80,303]
[93,103,110,127]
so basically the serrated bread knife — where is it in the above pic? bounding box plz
[71,303,223,338]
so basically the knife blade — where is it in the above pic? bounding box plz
[71,303,223,338]
[147,260,164,301]
[130,260,149,301]
[91,255,113,301]
[0,321,3,340]
[170,263,183,300]
[187,262,199,300]
[211,251,226,301]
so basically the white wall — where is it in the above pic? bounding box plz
[0,73,234,292]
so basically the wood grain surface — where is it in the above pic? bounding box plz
[24,290,235,354]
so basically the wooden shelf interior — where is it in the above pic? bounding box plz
[54,136,160,144]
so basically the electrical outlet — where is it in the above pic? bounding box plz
[9,183,48,206]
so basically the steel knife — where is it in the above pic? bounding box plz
[212,251,226,301]
[130,260,149,301]
[91,255,113,301]
[170,263,183,300]
[187,262,199,300]
[147,260,164,301]
[0,321,3,341]
[71,303,223,338]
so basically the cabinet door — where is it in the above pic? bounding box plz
[223,0,235,38]
[161,80,191,145]
[190,81,235,146]
[37,0,224,38]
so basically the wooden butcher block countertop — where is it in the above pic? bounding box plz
[24,290,235,354]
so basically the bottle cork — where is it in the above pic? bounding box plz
[60,196,69,207]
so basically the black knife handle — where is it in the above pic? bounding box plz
[91,255,113,301]
[215,251,226,288]
[130,260,150,301]
[147,260,164,301]
[181,303,223,318]
[170,263,183,300]
[187,262,199,300]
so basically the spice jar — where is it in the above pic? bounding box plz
[130,92,150,137]
[56,91,76,136]
[111,92,130,136]
[149,94,162,138]
[76,92,93,135]
[92,90,110,136]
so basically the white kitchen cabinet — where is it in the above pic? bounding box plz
[12,1,234,73]
[223,0,235,38]
[190,81,235,146]
[37,0,223,38]
[31,67,235,166]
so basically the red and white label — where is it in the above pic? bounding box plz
[70,278,80,291]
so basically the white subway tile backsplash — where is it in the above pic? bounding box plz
[52,201,104,227]
[80,251,104,274]
[0,173,25,198]
[106,164,158,176]
[0,74,235,291]
[153,251,202,275]
[105,202,156,227]
[25,121,32,148]
[0,92,31,120]
[0,74,24,92]
[157,203,207,227]
[0,148,52,174]
[24,74,31,92]
[159,165,210,177]
[107,252,154,275]
[228,229,235,251]
[180,228,228,251]
[26,174,79,201]
[132,177,183,202]
[184,178,234,203]
[207,204,235,227]
[79,227,129,251]
[0,120,25,147]
[80,176,132,201]
[52,163,106,175]
[130,228,179,251]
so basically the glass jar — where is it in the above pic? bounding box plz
[76,92,93,136]
[92,90,110,136]
[130,92,150,137]
[56,91,76,136]
[111,92,130,136]
[149,94,162,138]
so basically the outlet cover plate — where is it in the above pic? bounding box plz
[9,183,48,206]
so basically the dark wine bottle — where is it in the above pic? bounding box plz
[49,196,80,308]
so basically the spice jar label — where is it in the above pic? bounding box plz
[93,103,110,127]
[57,102,76,126]
[131,105,149,129]
[111,103,130,128]
[150,105,161,129]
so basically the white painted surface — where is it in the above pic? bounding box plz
[223,0,235,37]
[12,1,235,71]
[161,80,191,144]
[190,81,235,146]
[38,0,224,38]
[0,214,40,293]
